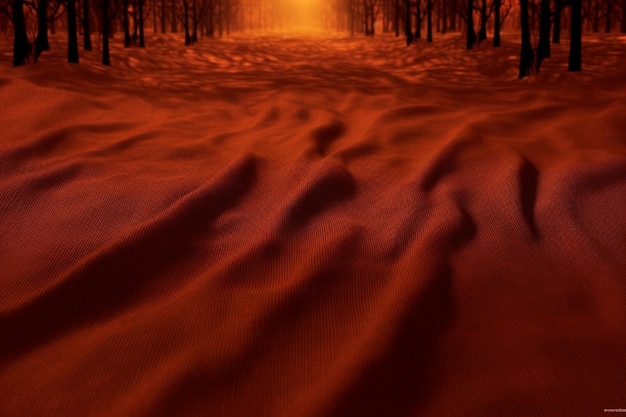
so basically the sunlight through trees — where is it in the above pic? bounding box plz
[1,0,623,74]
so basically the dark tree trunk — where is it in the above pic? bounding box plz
[519,0,534,78]
[171,0,177,32]
[416,0,421,39]
[153,0,157,33]
[427,0,432,41]
[451,0,456,30]
[225,0,230,36]
[132,0,138,42]
[67,0,79,63]
[494,0,501,46]
[552,4,562,43]
[479,0,487,41]
[605,0,611,32]
[466,0,476,49]
[192,0,197,42]
[218,0,223,37]
[139,0,145,47]
[363,0,368,35]
[208,0,214,37]
[568,0,582,71]
[77,0,81,35]
[622,0,626,33]
[395,0,400,36]
[34,0,50,61]
[123,0,131,47]
[366,0,373,35]
[102,0,111,65]
[536,0,551,71]
[404,0,413,44]
[12,0,31,66]
[83,0,92,50]
[160,0,166,32]
[183,0,191,45]
[441,0,447,33]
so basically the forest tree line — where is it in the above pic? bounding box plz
[328,0,625,39]
[1,0,625,76]
[327,0,624,75]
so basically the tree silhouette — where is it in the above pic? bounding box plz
[123,0,131,47]
[414,0,421,39]
[478,0,488,41]
[82,0,92,50]
[536,0,550,71]
[67,0,79,63]
[0,0,596,74]
[98,0,119,65]
[493,0,501,46]
[1,0,30,65]
[404,0,413,44]
[568,0,582,71]
[518,0,534,77]
[552,0,565,43]
[426,0,432,41]
[622,0,626,33]
[33,0,50,60]
[466,0,476,49]
[139,0,145,46]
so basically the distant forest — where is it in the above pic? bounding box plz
[1,0,625,77]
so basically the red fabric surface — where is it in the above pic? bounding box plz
[1,33,625,416]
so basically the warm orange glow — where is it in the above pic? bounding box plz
[280,0,321,32]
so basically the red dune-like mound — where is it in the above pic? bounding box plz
[1,32,625,416]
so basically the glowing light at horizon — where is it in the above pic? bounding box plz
[280,0,321,31]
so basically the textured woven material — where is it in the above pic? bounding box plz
[1,34,625,417]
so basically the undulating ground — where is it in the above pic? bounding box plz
[1,31,625,416]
